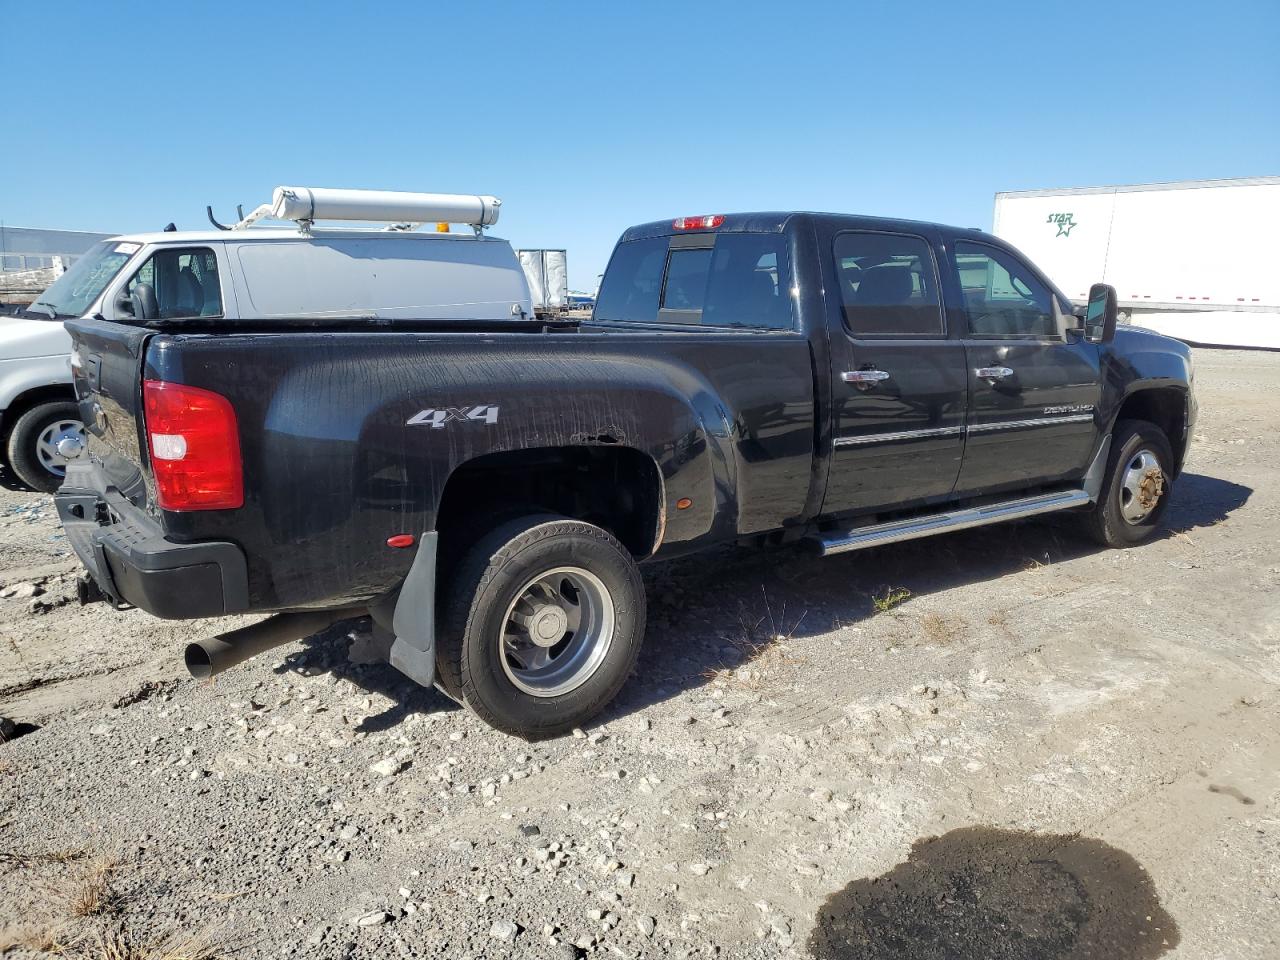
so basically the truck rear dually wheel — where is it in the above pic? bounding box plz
[438,514,645,739]
[5,401,85,494]
[1081,419,1174,548]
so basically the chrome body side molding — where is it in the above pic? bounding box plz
[834,426,964,447]
[967,414,1095,433]
[833,413,1095,448]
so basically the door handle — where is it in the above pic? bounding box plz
[842,369,890,390]
[975,366,1014,381]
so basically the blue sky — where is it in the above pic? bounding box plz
[3,0,1277,289]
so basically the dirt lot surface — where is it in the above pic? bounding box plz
[1,349,1277,959]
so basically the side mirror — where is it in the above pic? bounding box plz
[1084,282,1117,344]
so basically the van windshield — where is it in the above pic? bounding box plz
[26,241,135,320]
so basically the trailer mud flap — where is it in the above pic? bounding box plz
[385,531,438,688]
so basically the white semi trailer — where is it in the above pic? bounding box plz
[993,177,1279,349]
[517,248,568,317]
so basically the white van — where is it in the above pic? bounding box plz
[1,187,532,491]
[2,282,95,493]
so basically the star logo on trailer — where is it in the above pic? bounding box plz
[1047,212,1077,237]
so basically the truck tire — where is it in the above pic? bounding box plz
[5,401,85,494]
[438,514,646,739]
[1081,419,1174,548]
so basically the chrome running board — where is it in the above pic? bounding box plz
[812,489,1091,557]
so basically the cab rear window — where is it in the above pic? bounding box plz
[596,234,792,330]
[595,238,668,323]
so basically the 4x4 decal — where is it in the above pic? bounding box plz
[407,405,500,428]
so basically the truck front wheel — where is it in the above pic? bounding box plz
[1081,419,1174,548]
[438,514,646,739]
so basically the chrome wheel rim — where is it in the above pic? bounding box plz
[499,566,615,698]
[1119,448,1164,524]
[35,419,86,477]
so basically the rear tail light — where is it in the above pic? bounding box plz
[672,215,724,231]
[142,379,243,511]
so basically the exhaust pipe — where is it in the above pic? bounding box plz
[184,609,363,679]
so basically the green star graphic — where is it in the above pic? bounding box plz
[1056,217,1076,237]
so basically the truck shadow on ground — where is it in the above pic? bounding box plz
[609,470,1250,721]
[276,471,1249,735]
[0,464,31,492]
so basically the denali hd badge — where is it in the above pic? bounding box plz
[1043,403,1094,415]
[407,405,500,428]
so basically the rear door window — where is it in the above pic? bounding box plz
[834,232,943,337]
[703,234,792,329]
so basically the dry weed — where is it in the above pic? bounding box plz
[918,612,965,646]
[0,848,88,869]
[66,854,123,918]
[0,922,71,954]
[702,587,807,690]
[86,924,231,960]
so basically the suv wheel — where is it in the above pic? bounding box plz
[1081,419,1174,548]
[5,401,85,494]
[438,514,646,739]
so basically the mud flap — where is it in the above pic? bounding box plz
[1083,434,1112,502]
[382,532,438,688]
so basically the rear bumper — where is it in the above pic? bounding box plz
[55,461,249,619]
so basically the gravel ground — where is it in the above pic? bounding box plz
[0,348,1277,959]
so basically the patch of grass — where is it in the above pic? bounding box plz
[704,634,806,691]
[1,920,232,960]
[918,613,965,646]
[872,586,911,614]
[702,587,808,690]
[86,924,232,960]
[66,854,123,918]
[0,922,71,954]
[0,847,88,869]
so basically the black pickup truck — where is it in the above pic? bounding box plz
[56,211,1196,738]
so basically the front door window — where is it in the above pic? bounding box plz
[954,241,1058,339]
[125,247,223,320]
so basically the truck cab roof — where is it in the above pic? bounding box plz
[618,211,982,242]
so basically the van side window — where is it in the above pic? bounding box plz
[954,241,1056,338]
[594,238,669,323]
[834,232,943,337]
[126,247,222,319]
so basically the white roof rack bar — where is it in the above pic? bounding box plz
[232,187,502,232]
